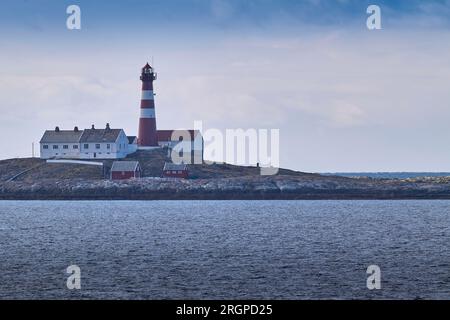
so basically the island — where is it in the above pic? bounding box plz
[1,149,450,200]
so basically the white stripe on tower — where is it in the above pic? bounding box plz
[141,90,154,100]
[140,108,155,118]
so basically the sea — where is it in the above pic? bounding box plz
[0,200,449,300]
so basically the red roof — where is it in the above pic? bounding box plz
[143,63,152,69]
[157,130,199,142]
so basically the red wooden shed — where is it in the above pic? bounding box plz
[162,162,188,179]
[110,161,141,180]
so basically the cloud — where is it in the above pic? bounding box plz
[159,30,450,171]
[1,1,450,171]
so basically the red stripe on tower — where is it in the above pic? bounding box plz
[138,63,158,147]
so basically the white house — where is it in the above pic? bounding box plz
[127,136,138,154]
[39,127,84,159]
[39,124,136,160]
[79,124,130,159]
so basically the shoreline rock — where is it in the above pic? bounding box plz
[1,175,450,200]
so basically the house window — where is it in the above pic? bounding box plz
[53,145,58,149]
[63,145,69,149]
[96,144,100,149]
[73,145,78,149]
[84,144,89,149]
[43,145,49,149]
[107,144,110,149]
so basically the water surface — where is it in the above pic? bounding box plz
[0,200,449,299]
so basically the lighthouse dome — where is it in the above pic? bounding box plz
[142,63,153,71]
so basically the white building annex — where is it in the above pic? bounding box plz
[39,124,136,160]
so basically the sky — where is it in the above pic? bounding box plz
[1,0,450,172]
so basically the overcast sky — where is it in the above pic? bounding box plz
[1,0,450,172]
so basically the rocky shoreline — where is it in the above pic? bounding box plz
[2,175,450,200]
[2,152,450,200]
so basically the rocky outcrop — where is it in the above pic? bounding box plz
[1,175,450,200]
[2,152,450,200]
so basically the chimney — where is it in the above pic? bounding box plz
[55,126,60,132]
[106,123,110,130]
[91,124,95,130]
[74,126,79,132]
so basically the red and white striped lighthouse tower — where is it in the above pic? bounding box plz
[138,63,158,147]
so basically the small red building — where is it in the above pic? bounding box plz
[162,162,188,179]
[111,161,141,180]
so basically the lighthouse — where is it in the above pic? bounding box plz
[138,63,158,147]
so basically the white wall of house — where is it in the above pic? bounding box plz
[128,142,138,154]
[40,143,81,160]
[79,142,122,159]
[79,130,130,159]
[40,130,136,160]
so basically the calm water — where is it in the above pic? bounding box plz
[0,200,449,300]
